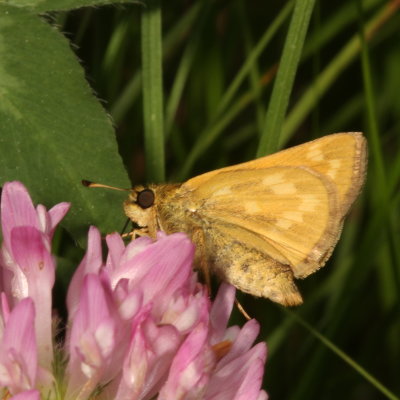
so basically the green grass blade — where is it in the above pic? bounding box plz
[358,1,385,185]
[257,0,316,156]
[287,310,400,400]
[216,1,294,121]
[141,0,165,182]
[323,94,364,133]
[281,1,398,146]
[302,0,381,60]
[175,92,253,180]
[9,0,136,12]
[102,17,130,100]
[165,3,211,135]
[176,4,294,179]
[111,2,202,123]
[357,0,400,302]
[235,0,267,135]
[110,71,142,123]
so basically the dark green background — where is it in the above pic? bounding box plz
[0,0,399,398]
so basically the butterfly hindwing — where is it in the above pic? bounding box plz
[203,224,303,306]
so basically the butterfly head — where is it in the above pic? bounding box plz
[124,185,155,228]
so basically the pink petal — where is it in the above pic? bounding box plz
[206,342,267,400]
[122,235,154,264]
[69,274,115,354]
[10,227,54,369]
[67,226,103,319]
[230,343,267,400]
[209,283,236,344]
[47,202,70,234]
[113,233,193,290]
[217,319,260,368]
[10,389,40,400]
[117,309,150,398]
[116,310,181,399]
[105,233,155,276]
[128,234,195,315]
[162,287,210,334]
[0,292,11,326]
[11,227,55,288]
[139,323,181,398]
[35,205,50,237]
[1,182,39,251]
[0,298,37,393]
[160,322,214,399]
[67,274,119,395]
[36,203,70,238]
[257,390,269,400]
[105,232,126,272]
[116,286,143,320]
[107,236,157,287]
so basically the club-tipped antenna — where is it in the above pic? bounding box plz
[82,180,130,192]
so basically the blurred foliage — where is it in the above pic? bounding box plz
[1,0,400,398]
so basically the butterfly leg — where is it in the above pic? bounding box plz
[122,224,158,240]
[121,227,150,240]
[234,298,252,320]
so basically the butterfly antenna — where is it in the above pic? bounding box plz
[83,180,133,237]
[82,180,130,192]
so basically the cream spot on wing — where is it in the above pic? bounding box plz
[326,159,341,179]
[306,147,324,161]
[276,219,293,229]
[282,211,303,223]
[271,182,297,195]
[214,186,232,196]
[244,201,262,214]
[300,195,318,212]
[262,173,284,186]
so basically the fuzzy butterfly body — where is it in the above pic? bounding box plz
[124,133,367,306]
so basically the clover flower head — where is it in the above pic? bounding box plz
[0,181,267,400]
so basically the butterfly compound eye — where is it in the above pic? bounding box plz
[137,189,155,209]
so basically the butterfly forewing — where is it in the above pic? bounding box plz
[183,165,340,279]
[252,132,367,216]
[185,132,366,218]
